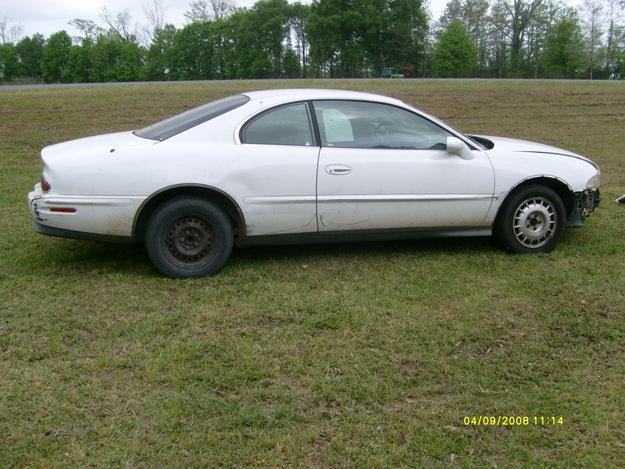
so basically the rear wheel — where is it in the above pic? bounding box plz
[494,184,566,253]
[145,197,233,277]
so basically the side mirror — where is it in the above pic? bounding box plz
[447,136,474,160]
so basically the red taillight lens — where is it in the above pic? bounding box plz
[41,175,51,192]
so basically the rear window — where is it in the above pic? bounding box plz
[134,94,250,141]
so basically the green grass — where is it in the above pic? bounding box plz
[1,79,625,466]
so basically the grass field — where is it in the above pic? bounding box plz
[1,79,625,467]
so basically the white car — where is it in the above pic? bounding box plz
[29,89,601,277]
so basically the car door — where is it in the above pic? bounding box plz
[238,102,320,236]
[313,100,495,233]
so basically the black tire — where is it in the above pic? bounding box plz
[144,197,233,278]
[494,184,566,253]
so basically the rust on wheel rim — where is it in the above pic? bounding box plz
[162,216,215,268]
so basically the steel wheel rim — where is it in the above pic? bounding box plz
[512,196,557,248]
[162,216,215,268]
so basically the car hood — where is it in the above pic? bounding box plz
[41,131,155,165]
[476,135,599,170]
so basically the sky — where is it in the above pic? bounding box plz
[2,0,450,39]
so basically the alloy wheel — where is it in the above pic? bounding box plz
[512,197,557,248]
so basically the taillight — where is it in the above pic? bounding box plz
[41,175,51,192]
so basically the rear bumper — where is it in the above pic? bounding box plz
[28,184,145,238]
[32,221,134,243]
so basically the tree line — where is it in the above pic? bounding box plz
[1,0,624,83]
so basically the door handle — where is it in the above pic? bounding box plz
[325,164,352,175]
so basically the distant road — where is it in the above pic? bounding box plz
[0,79,303,91]
[0,78,622,91]
[0,78,394,91]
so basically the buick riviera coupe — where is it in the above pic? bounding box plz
[29,89,600,277]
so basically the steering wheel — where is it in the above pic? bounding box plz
[429,142,447,150]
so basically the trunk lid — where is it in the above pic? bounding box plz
[41,131,156,166]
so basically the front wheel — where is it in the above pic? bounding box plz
[145,197,234,278]
[494,185,566,253]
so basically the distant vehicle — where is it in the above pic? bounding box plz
[29,89,601,277]
[380,67,404,78]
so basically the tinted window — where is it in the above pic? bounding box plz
[243,103,314,146]
[313,100,450,150]
[135,94,250,141]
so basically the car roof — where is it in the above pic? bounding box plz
[241,89,405,106]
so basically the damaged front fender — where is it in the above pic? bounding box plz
[567,188,601,227]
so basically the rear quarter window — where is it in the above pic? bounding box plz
[242,103,314,146]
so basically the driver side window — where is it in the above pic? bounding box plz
[312,100,450,150]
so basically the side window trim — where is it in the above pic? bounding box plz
[306,101,322,147]
[310,99,478,151]
[239,101,319,147]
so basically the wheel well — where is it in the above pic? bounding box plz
[133,186,245,242]
[496,177,576,223]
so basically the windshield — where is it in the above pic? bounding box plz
[467,135,491,150]
[134,94,250,141]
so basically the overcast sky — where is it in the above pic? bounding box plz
[3,0,449,39]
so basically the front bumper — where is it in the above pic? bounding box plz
[28,184,145,238]
[567,188,600,227]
